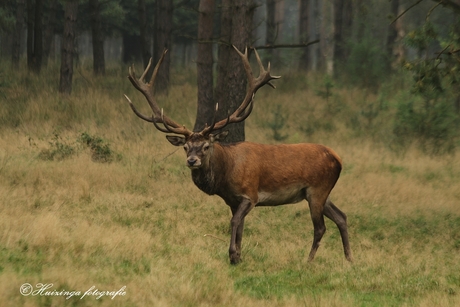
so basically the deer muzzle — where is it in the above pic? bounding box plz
[186,156,201,169]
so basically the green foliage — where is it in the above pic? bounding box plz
[267,104,288,141]
[79,0,125,35]
[79,132,119,163]
[315,74,334,102]
[405,21,438,52]
[0,6,15,32]
[38,132,120,162]
[342,35,389,90]
[395,15,460,155]
[393,96,458,155]
[38,133,76,161]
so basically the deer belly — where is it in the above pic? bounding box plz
[256,186,306,206]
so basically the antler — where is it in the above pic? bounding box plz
[200,46,281,136]
[124,49,192,136]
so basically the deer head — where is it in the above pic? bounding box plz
[124,46,280,169]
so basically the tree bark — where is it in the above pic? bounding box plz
[42,0,58,65]
[59,0,78,94]
[194,0,216,132]
[386,0,399,70]
[332,0,344,75]
[265,0,276,61]
[138,0,152,69]
[33,0,43,73]
[12,0,25,68]
[298,0,310,70]
[215,0,255,143]
[122,34,142,63]
[154,0,173,94]
[26,0,34,70]
[89,0,105,75]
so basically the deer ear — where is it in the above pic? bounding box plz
[210,130,229,143]
[166,135,186,146]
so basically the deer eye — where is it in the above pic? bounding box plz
[202,144,210,152]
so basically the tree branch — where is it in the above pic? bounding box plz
[391,0,460,25]
[390,0,425,25]
[252,40,320,50]
[434,0,460,13]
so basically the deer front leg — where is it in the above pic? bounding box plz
[229,198,253,265]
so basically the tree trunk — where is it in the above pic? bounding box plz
[138,0,152,69]
[90,0,105,75]
[154,0,173,94]
[265,0,276,61]
[215,0,254,143]
[32,0,43,73]
[386,0,399,70]
[42,0,58,65]
[12,0,25,68]
[194,0,216,132]
[59,0,78,94]
[342,0,352,56]
[27,0,34,70]
[333,0,346,75]
[122,34,142,63]
[298,0,310,70]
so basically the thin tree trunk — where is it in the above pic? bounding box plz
[43,0,58,65]
[59,0,78,94]
[215,0,254,143]
[90,0,105,75]
[386,0,399,70]
[122,33,142,63]
[265,0,276,61]
[154,0,173,94]
[12,0,25,68]
[299,0,310,70]
[194,0,216,132]
[342,0,352,58]
[26,0,34,71]
[32,0,43,73]
[138,0,151,69]
[332,0,344,75]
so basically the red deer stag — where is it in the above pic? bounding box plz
[124,46,352,264]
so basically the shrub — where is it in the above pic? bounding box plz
[393,96,458,155]
[79,132,119,163]
[267,104,288,141]
[38,133,76,161]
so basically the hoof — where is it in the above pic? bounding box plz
[229,254,241,265]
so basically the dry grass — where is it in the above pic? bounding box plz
[0,63,459,306]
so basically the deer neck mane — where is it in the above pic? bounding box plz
[190,143,228,195]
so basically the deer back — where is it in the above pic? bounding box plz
[199,142,342,206]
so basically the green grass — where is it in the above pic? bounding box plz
[0,60,459,306]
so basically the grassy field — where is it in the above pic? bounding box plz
[0,62,459,306]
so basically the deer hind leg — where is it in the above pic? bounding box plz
[229,198,253,265]
[306,192,327,262]
[323,198,353,262]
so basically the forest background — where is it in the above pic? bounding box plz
[0,0,459,306]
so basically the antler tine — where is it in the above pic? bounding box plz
[124,94,154,123]
[148,49,168,88]
[139,57,153,83]
[125,49,192,137]
[253,49,280,89]
[202,46,280,134]
[160,109,191,135]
